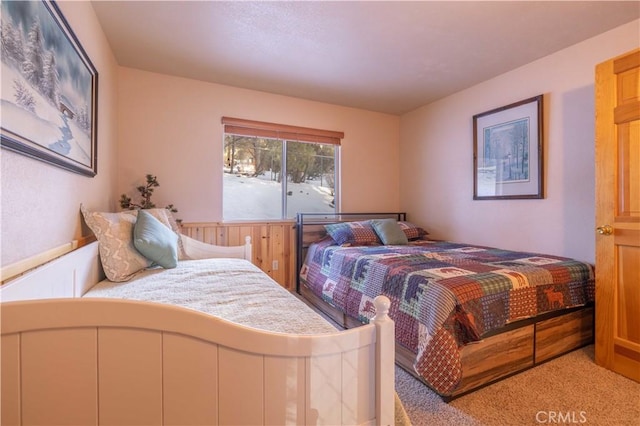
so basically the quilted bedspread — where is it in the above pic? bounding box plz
[300,238,595,395]
[85,258,337,335]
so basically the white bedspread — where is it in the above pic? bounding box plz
[84,258,337,334]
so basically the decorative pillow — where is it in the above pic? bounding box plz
[123,208,186,260]
[370,218,409,245]
[397,221,428,240]
[164,210,187,260]
[133,210,179,268]
[324,221,381,246]
[80,204,151,282]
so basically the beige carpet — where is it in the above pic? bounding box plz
[395,345,640,426]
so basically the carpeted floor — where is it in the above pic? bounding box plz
[395,345,640,426]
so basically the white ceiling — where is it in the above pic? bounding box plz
[91,1,640,115]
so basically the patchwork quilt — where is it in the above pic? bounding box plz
[300,238,595,396]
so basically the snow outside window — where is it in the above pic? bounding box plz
[223,135,338,220]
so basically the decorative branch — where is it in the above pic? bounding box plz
[120,174,178,213]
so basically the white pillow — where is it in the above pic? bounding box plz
[80,204,151,282]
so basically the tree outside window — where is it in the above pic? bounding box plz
[223,134,338,220]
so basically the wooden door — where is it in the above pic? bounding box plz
[595,48,640,382]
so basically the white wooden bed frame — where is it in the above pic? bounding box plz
[1,235,395,426]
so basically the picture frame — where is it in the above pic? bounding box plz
[473,95,543,200]
[1,0,98,177]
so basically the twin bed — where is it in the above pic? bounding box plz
[0,208,397,426]
[296,212,595,400]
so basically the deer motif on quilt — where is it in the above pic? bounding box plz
[543,287,564,309]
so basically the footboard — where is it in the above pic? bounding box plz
[1,296,394,426]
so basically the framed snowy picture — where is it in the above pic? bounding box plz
[1,0,98,177]
[473,95,543,200]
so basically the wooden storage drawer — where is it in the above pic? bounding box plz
[535,307,594,363]
[456,324,534,396]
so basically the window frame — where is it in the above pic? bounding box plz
[222,117,343,220]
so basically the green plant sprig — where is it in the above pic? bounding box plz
[120,174,178,213]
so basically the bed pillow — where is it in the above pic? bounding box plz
[80,204,151,282]
[150,208,186,261]
[397,221,428,240]
[324,221,381,246]
[133,210,179,268]
[124,208,186,260]
[370,218,409,245]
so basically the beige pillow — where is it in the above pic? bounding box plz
[149,209,186,260]
[81,205,151,282]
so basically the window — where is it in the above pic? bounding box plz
[222,117,342,220]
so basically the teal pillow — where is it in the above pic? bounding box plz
[370,218,409,245]
[134,210,179,268]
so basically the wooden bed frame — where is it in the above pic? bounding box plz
[1,235,396,425]
[295,212,594,400]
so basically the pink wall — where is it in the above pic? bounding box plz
[3,6,636,269]
[116,68,400,222]
[400,20,640,264]
[1,1,119,266]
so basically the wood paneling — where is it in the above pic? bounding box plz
[181,221,297,289]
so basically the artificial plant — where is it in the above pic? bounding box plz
[119,174,178,213]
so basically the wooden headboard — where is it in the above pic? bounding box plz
[295,212,407,292]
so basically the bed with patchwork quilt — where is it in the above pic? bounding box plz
[296,212,595,399]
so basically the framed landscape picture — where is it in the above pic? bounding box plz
[1,0,98,176]
[473,95,543,200]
